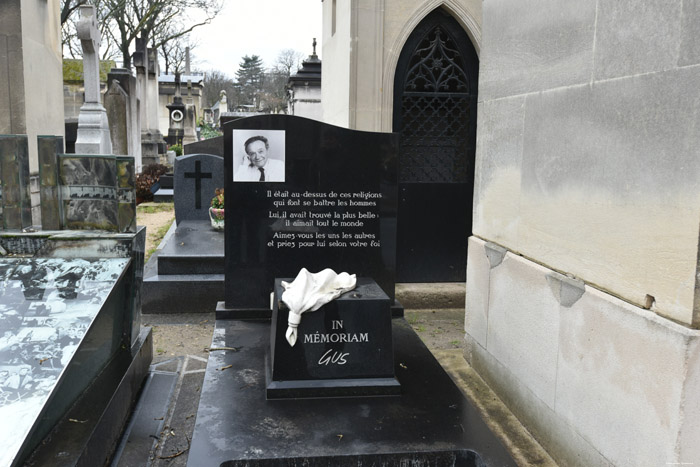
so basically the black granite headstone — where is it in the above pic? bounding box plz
[38,136,65,230]
[173,153,224,224]
[223,115,398,316]
[267,277,399,398]
[184,136,223,157]
[0,135,32,230]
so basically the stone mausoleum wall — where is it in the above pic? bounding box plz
[0,0,65,224]
[468,1,700,465]
[321,0,481,132]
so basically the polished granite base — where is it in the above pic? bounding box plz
[143,220,224,313]
[24,329,152,466]
[187,318,516,466]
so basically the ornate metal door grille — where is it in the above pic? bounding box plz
[393,9,479,283]
[397,24,473,183]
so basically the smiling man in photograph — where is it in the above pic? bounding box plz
[234,135,285,182]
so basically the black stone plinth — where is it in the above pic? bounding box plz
[187,319,516,467]
[267,277,399,398]
[215,300,272,320]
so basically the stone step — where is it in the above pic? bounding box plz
[155,220,223,275]
[395,282,466,310]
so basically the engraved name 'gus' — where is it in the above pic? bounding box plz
[301,320,368,366]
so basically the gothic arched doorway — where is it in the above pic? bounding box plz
[393,9,479,282]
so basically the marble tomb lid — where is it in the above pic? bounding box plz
[0,257,130,466]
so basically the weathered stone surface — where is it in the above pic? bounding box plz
[593,0,681,80]
[479,0,595,100]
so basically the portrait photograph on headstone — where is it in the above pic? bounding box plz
[232,129,286,183]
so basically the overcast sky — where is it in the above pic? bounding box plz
[188,1,323,78]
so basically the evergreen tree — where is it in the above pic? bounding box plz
[235,55,265,109]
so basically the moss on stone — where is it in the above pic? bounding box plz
[63,59,117,83]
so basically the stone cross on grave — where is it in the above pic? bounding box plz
[77,5,101,105]
[74,5,113,155]
[185,160,212,209]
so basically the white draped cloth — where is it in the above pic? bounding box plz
[281,268,356,346]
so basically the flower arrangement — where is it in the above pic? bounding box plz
[211,188,224,210]
[209,188,225,230]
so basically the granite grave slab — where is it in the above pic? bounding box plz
[0,257,130,466]
[187,318,516,466]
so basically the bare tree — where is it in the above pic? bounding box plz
[60,0,222,69]
[159,35,198,74]
[274,49,305,76]
[202,70,236,108]
[61,0,120,61]
[60,0,88,25]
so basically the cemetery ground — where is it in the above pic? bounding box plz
[129,204,556,466]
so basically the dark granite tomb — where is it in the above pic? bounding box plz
[143,153,225,313]
[173,153,224,224]
[0,135,32,229]
[223,115,399,317]
[37,136,65,230]
[187,318,516,466]
[0,228,149,466]
[267,278,399,398]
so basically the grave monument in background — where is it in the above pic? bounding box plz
[133,36,166,166]
[74,5,112,155]
[105,67,143,170]
[142,153,225,313]
[0,0,65,225]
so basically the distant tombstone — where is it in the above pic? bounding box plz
[107,68,142,169]
[133,37,166,166]
[104,80,129,155]
[74,5,112,155]
[174,153,224,224]
[223,115,398,315]
[0,135,32,229]
[184,136,222,157]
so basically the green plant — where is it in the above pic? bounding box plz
[199,122,222,140]
[137,202,174,214]
[169,144,183,156]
